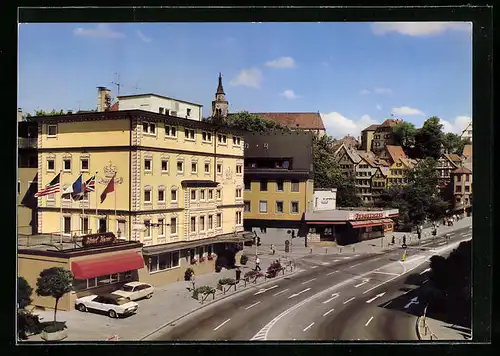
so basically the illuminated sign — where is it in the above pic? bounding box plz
[354,213,384,220]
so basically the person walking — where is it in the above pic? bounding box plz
[254,255,261,271]
[391,235,395,245]
[271,244,276,255]
[402,234,406,245]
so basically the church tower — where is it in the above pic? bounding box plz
[211,73,229,119]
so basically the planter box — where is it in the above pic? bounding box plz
[41,328,67,341]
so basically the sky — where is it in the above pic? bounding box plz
[18,22,472,139]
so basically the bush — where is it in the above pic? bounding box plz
[195,286,216,295]
[240,254,249,265]
[43,323,66,333]
[267,261,282,278]
[244,270,264,279]
[218,278,236,285]
[18,277,33,309]
[17,310,41,339]
[184,268,194,281]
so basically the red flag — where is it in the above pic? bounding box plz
[100,173,115,203]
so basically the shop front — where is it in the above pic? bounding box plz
[18,232,144,312]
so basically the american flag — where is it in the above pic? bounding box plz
[84,175,96,192]
[34,173,61,197]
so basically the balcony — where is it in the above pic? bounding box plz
[18,137,38,149]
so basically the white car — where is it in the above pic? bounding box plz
[111,282,154,301]
[75,294,139,318]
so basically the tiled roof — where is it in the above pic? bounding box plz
[362,124,380,132]
[110,102,119,111]
[342,147,361,163]
[452,166,472,174]
[445,153,463,163]
[379,119,403,128]
[462,144,472,157]
[385,145,407,164]
[251,112,325,130]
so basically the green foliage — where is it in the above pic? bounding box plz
[217,111,291,132]
[18,277,33,309]
[26,109,66,118]
[239,254,249,265]
[218,278,236,285]
[414,116,444,159]
[244,270,264,279]
[267,260,282,278]
[17,310,41,339]
[195,286,216,295]
[393,122,417,151]
[36,267,73,325]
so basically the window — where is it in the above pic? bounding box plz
[187,108,192,117]
[218,134,227,144]
[456,175,461,182]
[190,217,196,232]
[208,189,213,200]
[236,211,242,225]
[191,162,197,174]
[236,188,242,198]
[149,251,180,273]
[465,186,470,193]
[143,122,156,135]
[47,124,57,137]
[46,159,55,172]
[208,215,213,230]
[81,217,89,234]
[200,216,205,231]
[170,217,177,234]
[171,189,178,202]
[233,136,241,146]
[63,216,71,234]
[216,213,222,228]
[260,181,268,192]
[156,218,165,236]
[259,200,268,213]
[291,180,300,192]
[236,165,243,174]
[144,159,152,172]
[144,220,151,238]
[456,197,461,203]
[202,131,212,142]
[216,189,222,200]
[200,190,205,200]
[217,163,222,174]
[466,174,470,182]
[185,129,195,140]
[159,107,165,114]
[81,158,89,171]
[276,201,284,213]
[244,181,251,191]
[204,163,210,174]
[158,189,165,202]
[291,201,299,214]
[63,159,71,172]
[165,125,177,138]
[144,189,152,203]
[177,161,184,173]
[244,201,251,212]
[276,180,284,192]
[191,190,197,201]
[161,160,169,172]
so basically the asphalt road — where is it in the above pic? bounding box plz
[153,226,472,341]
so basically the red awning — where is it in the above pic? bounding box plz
[349,220,385,228]
[306,221,346,225]
[71,252,145,280]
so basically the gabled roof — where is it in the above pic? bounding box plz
[452,166,472,174]
[249,112,325,130]
[446,153,463,163]
[385,145,407,164]
[400,157,416,169]
[379,119,403,128]
[462,144,472,157]
[337,146,361,164]
[362,124,380,132]
[358,151,379,167]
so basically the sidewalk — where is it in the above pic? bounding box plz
[417,314,472,340]
[24,257,298,342]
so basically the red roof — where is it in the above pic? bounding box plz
[385,145,407,164]
[362,124,380,132]
[110,102,119,111]
[462,144,472,157]
[452,166,472,174]
[71,252,144,280]
[253,112,325,130]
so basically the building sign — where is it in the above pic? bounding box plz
[354,213,384,220]
[82,232,116,247]
[313,189,337,211]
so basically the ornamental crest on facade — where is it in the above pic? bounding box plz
[97,161,124,185]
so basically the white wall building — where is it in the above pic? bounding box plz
[116,93,203,121]
[461,121,472,143]
[313,189,337,211]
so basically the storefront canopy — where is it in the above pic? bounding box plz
[71,252,144,280]
[382,218,394,224]
[306,221,346,225]
[349,220,385,229]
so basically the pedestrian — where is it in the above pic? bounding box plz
[255,255,261,271]
[235,267,241,282]
[271,244,275,255]
[391,235,395,245]
[291,230,296,239]
[402,234,406,245]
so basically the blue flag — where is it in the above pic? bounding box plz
[62,174,83,200]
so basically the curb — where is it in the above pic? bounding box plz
[415,315,423,340]
[139,267,301,341]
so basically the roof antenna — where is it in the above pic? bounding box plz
[111,73,122,97]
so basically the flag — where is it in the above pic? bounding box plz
[34,173,61,197]
[83,175,96,192]
[100,173,115,203]
[62,174,83,200]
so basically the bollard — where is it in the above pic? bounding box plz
[352,246,355,252]
[310,248,313,254]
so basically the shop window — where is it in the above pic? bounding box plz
[118,271,132,281]
[87,277,97,289]
[170,217,177,234]
[149,251,180,273]
[72,279,87,291]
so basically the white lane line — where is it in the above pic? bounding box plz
[303,322,315,332]
[273,288,289,297]
[327,270,339,276]
[354,279,370,288]
[365,316,374,327]
[301,278,317,285]
[343,256,351,259]
[419,268,431,275]
[381,300,392,308]
[322,293,340,304]
[245,301,261,310]
[373,271,399,276]
[366,292,386,303]
[354,254,360,257]
[288,288,311,299]
[333,260,340,262]
[363,273,402,295]
[310,266,318,269]
[349,262,363,269]
[254,285,279,295]
[423,279,429,284]
[323,308,335,317]
[343,297,355,304]
[322,262,330,265]
[213,319,231,331]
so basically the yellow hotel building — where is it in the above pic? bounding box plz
[20,108,252,310]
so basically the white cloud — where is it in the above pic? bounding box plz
[73,24,125,39]
[136,30,152,43]
[371,22,472,37]
[391,106,425,116]
[360,89,371,95]
[373,87,392,94]
[264,56,296,69]
[441,116,472,135]
[376,104,382,111]
[280,90,299,100]
[321,112,379,138]
[230,68,262,88]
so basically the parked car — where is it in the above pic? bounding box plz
[111,282,154,301]
[75,294,139,318]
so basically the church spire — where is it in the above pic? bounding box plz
[216,72,225,95]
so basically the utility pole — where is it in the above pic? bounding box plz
[111,73,122,97]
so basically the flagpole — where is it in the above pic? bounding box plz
[82,172,85,235]
[114,174,117,236]
[95,171,98,233]
[60,170,63,247]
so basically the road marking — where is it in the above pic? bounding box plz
[245,301,261,310]
[254,285,279,295]
[354,279,370,288]
[288,288,311,299]
[373,271,399,276]
[423,279,428,284]
[322,262,330,265]
[323,308,335,316]
[343,297,355,304]
[213,319,231,331]
[322,293,340,304]
[333,260,340,262]
[420,268,431,275]
[310,266,318,269]
[404,297,419,309]
[381,300,392,308]
[303,322,315,332]
[438,242,446,246]
[273,288,289,297]
[327,270,339,276]
[366,292,386,303]
[343,256,351,259]
[354,254,360,257]
[349,262,363,269]
[365,316,374,327]
[301,278,316,285]
[363,274,402,295]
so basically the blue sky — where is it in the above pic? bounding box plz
[18,22,472,138]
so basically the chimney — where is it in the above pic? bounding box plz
[17,108,23,122]
[97,87,112,112]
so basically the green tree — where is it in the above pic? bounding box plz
[18,277,33,309]
[414,116,444,159]
[36,267,73,326]
[441,132,462,154]
[26,109,66,119]
[215,111,291,132]
[393,122,417,152]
